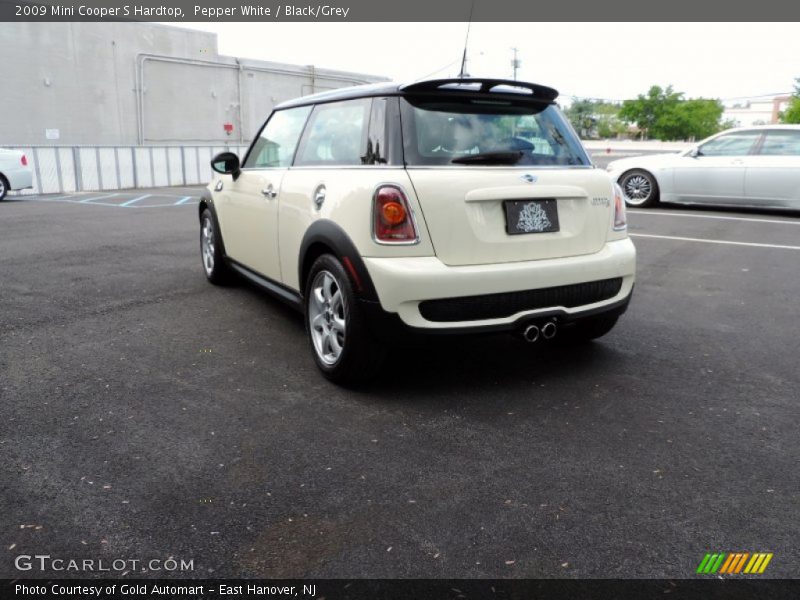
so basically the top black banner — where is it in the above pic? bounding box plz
[2,0,800,21]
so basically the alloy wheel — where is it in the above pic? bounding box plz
[621,173,653,205]
[201,216,215,276]
[308,270,347,365]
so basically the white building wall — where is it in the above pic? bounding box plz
[723,98,791,128]
[0,22,387,146]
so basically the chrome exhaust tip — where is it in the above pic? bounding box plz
[522,324,540,343]
[542,321,557,340]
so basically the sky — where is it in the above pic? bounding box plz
[167,22,800,105]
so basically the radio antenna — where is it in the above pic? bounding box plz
[458,1,475,78]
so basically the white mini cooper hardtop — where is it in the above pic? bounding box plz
[200,78,636,383]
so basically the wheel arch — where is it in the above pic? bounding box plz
[299,220,379,302]
[198,188,213,222]
[198,189,230,259]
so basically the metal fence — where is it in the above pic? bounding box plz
[4,144,250,195]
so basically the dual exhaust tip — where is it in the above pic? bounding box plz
[522,320,557,343]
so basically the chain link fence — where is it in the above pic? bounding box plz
[4,144,250,195]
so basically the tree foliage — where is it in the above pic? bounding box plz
[564,99,626,139]
[618,85,724,141]
[782,77,800,124]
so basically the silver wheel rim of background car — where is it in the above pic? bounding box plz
[0,179,5,197]
[201,216,215,276]
[309,270,346,365]
[621,173,653,206]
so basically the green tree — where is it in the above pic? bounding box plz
[618,85,683,140]
[671,99,724,140]
[564,99,599,137]
[594,103,627,138]
[619,85,724,141]
[565,99,625,139]
[781,77,800,124]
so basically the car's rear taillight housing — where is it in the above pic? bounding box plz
[20,154,28,166]
[373,185,418,244]
[612,183,627,231]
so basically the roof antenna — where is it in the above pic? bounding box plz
[458,1,475,78]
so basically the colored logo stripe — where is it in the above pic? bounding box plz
[697,553,726,574]
[744,553,773,574]
[697,552,773,574]
[719,553,749,574]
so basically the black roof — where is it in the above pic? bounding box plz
[274,78,559,110]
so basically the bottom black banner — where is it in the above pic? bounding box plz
[4,579,800,600]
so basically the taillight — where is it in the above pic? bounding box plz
[373,185,418,243]
[613,183,627,231]
[21,154,28,166]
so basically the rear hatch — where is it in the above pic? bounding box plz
[399,84,613,266]
[407,167,613,266]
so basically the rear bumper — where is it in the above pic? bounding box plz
[362,238,636,330]
[360,289,633,342]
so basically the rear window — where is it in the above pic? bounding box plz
[758,130,800,156]
[400,96,590,167]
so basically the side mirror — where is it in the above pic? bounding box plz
[211,152,241,181]
[689,147,700,158]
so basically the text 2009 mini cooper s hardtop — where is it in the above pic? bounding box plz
[200,79,636,383]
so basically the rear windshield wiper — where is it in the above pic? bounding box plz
[450,151,524,165]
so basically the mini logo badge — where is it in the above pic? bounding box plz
[696,552,773,574]
[520,174,538,184]
[517,202,552,233]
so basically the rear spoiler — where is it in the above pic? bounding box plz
[400,78,559,102]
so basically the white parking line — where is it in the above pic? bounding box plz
[120,195,151,207]
[79,193,120,204]
[134,202,198,208]
[630,233,800,251]
[628,210,800,226]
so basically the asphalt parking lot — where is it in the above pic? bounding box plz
[2,181,799,579]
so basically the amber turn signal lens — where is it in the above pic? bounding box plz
[381,201,407,226]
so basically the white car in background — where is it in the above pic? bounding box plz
[0,148,33,200]
[607,125,800,210]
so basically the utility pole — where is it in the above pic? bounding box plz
[511,47,521,80]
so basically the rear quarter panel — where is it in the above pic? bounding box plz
[277,167,435,291]
[0,150,33,190]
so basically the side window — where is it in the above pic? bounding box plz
[295,99,370,166]
[244,106,312,168]
[758,130,800,156]
[699,131,761,157]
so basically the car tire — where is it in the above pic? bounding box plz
[200,208,234,285]
[618,169,659,208]
[560,315,619,344]
[0,175,8,201]
[305,254,386,384]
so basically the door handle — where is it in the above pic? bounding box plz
[261,184,278,199]
[314,185,326,210]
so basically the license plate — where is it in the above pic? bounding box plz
[504,199,559,235]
